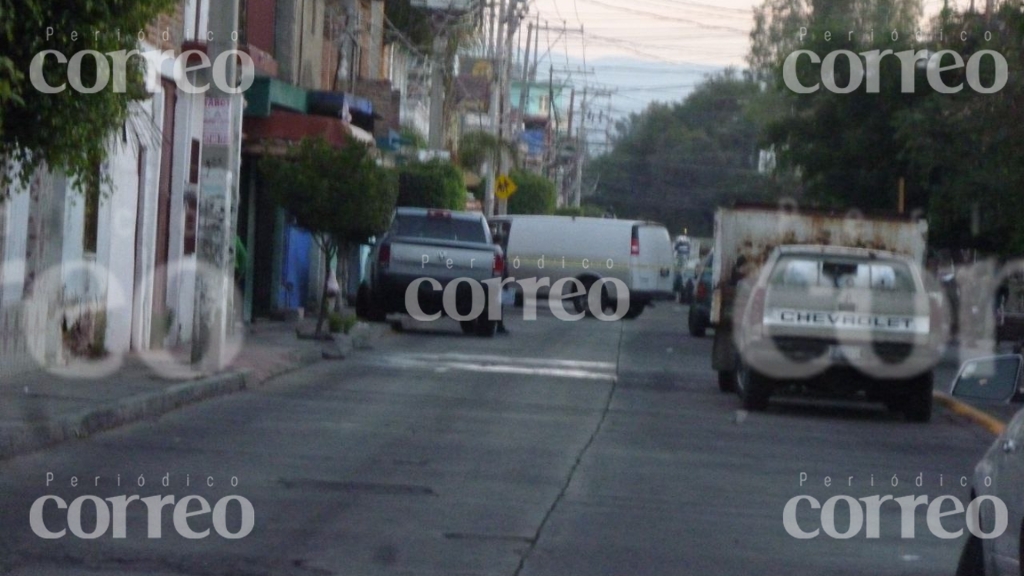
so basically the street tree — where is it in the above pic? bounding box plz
[0,0,175,197]
[397,160,467,210]
[590,70,790,236]
[509,169,556,215]
[260,137,397,337]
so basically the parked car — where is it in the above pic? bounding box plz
[357,207,504,336]
[688,252,714,337]
[733,245,943,420]
[953,354,1024,575]
[501,215,674,319]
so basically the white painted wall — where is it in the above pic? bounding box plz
[168,88,204,345]
[101,137,145,352]
[1,179,31,306]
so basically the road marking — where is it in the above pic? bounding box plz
[933,391,1007,435]
[372,353,617,381]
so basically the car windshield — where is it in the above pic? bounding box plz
[769,255,916,292]
[391,215,488,243]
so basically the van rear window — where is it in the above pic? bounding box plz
[391,215,488,243]
[769,256,916,292]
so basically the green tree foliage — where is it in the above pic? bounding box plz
[260,138,397,335]
[0,0,175,196]
[554,204,607,217]
[508,169,556,215]
[456,130,519,174]
[591,70,794,236]
[397,160,467,210]
[752,0,1024,256]
[754,0,926,211]
[895,6,1024,255]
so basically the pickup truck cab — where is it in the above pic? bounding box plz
[734,245,942,421]
[357,208,504,336]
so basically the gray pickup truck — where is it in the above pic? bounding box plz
[356,207,504,336]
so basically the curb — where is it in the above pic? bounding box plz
[0,352,323,462]
[933,391,1007,436]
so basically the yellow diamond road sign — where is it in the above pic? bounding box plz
[495,174,517,200]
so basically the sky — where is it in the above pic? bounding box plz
[518,0,967,133]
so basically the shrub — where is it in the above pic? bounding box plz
[397,160,467,210]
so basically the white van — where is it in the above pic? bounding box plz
[498,216,674,319]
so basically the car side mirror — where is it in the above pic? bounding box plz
[951,355,1024,404]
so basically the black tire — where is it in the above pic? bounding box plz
[572,277,597,315]
[474,317,497,337]
[904,372,934,423]
[356,284,386,323]
[688,306,707,337]
[718,370,735,393]
[460,320,476,335]
[737,364,771,411]
[955,532,985,576]
[623,301,646,320]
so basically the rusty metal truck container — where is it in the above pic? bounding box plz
[709,204,930,380]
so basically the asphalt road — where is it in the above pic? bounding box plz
[0,303,1000,575]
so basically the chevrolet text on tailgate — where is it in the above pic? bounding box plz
[357,208,504,337]
[709,205,944,422]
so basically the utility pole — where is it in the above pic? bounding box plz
[531,13,539,82]
[484,0,507,217]
[427,17,446,150]
[487,0,496,58]
[192,0,244,369]
[497,0,521,216]
[516,21,533,145]
[574,86,586,208]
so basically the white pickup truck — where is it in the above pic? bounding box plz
[356,208,504,336]
[709,205,945,421]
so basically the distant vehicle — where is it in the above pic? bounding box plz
[688,252,714,336]
[952,354,1024,575]
[357,207,504,336]
[501,215,674,319]
[735,245,943,420]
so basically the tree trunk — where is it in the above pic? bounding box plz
[337,243,350,312]
[315,246,333,338]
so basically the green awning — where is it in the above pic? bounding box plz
[244,77,308,118]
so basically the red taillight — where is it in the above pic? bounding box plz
[378,244,391,269]
[493,253,505,277]
[749,287,767,327]
[630,237,640,256]
[696,281,708,300]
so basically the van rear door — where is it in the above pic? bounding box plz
[631,224,674,297]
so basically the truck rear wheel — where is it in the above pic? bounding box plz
[623,301,646,319]
[474,317,497,337]
[903,372,934,423]
[718,371,735,393]
[356,284,386,323]
[737,364,771,411]
[572,277,597,315]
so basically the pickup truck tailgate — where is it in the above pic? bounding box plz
[388,238,496,282]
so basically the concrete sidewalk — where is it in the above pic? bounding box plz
[0,319,332,461]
